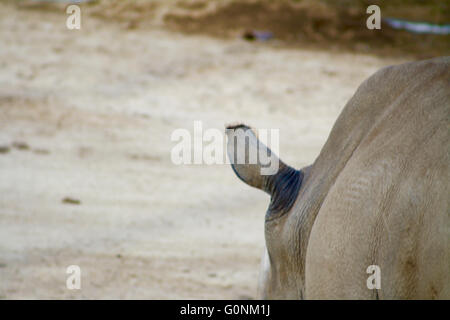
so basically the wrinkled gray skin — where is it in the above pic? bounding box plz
[226,57,450,299]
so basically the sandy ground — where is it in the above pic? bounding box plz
[0,3,404,299]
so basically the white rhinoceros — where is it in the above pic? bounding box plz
[226,57,450,299]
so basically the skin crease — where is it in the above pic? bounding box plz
[227,57,450,299]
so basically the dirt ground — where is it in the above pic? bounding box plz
[0,2,405,299]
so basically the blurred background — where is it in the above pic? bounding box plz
[0,0,448,299]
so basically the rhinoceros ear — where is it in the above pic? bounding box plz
[225,124,273,190]
[225,124,303,214]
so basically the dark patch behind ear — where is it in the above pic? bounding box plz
[264,165,303,220]
[226,122,303,218]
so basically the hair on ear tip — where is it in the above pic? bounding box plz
[225,123,251,130]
